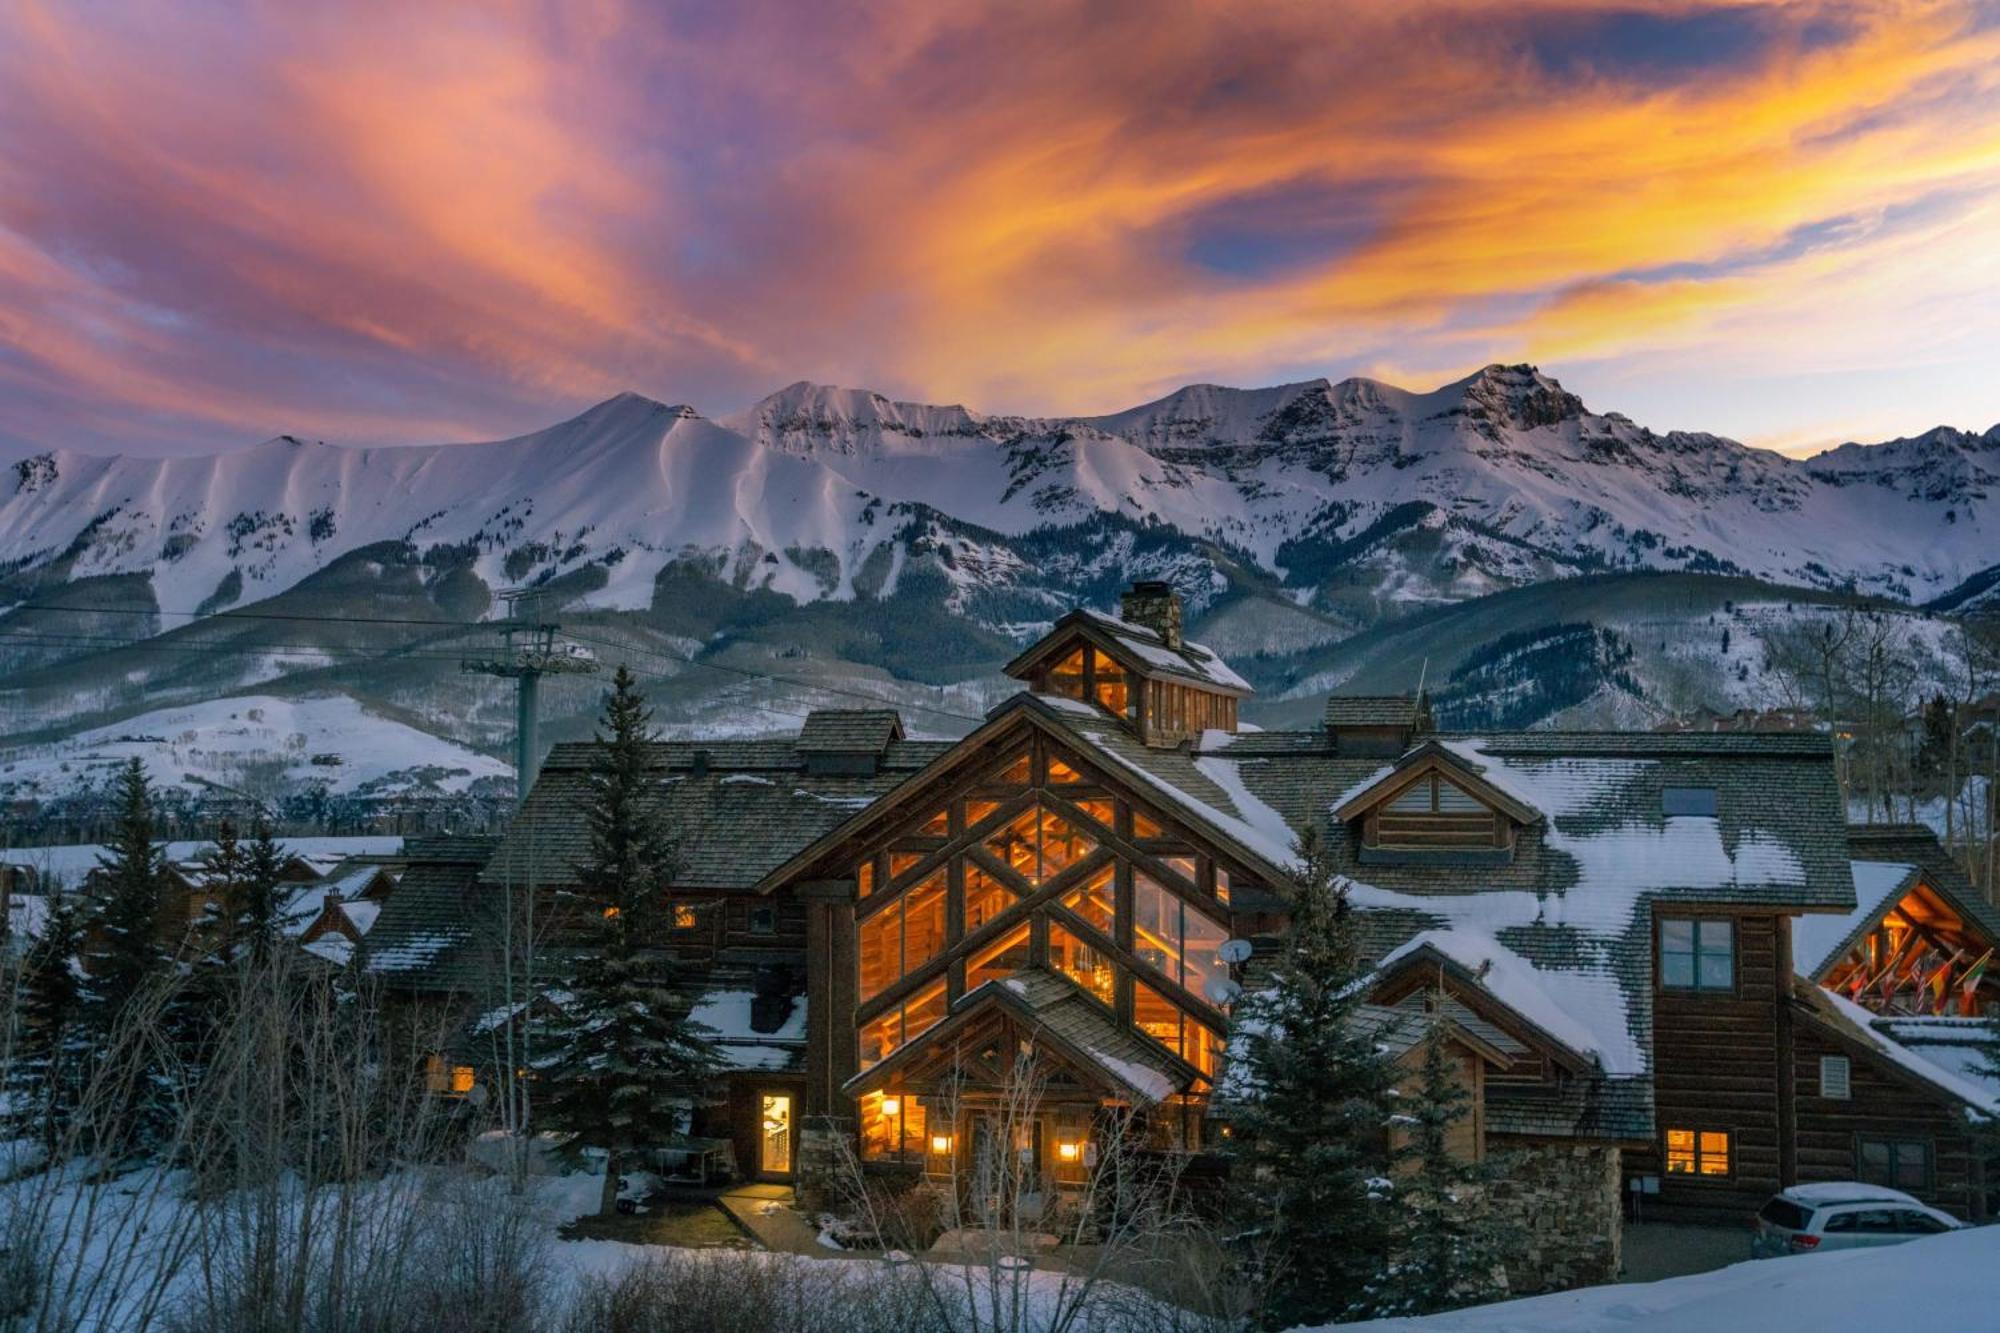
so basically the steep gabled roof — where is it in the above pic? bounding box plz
[1367,931,1605,1074]
[360,835,500,991]
[1797,827,2000,981]
[1795,983,2000,1118]
[1003,609,1251,695]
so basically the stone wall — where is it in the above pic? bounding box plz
[794,1118,852,1213]
[1485,1142,1623,1293]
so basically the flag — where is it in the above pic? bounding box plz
[1960,950,1991,996]
[1930,964,1951,1014]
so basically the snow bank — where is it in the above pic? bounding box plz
[1328,1225,2000,1331]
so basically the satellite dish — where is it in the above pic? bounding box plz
[1204,976,1245,1007]
[1219,938,1254,965]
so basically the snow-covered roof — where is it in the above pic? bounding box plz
[1794,860,1919,978]
[1071,608,1252,692]
[1814,990,2000,1117]
[689,989,807,1073]
[1373,928,1640,1074]
[0,836,403,889]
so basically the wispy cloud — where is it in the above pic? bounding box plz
[1,0,1995,456]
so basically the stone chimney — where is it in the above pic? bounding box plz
[1119,580,1183,649]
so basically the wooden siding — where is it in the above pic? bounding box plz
[1792,1013,1988,1220]
[1643,910,1786,1218]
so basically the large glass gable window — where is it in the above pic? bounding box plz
[984,805,1096,884]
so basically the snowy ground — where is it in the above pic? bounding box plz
[1334,1225,2000,1331]
[0,693,509,802]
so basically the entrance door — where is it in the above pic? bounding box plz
[759,1093,793,1176]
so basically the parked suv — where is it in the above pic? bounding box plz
[1751,1183,1963,1257]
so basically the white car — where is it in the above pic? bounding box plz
[1751,1182,1964,1257]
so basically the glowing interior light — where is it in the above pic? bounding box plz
[881,1097,900,1116]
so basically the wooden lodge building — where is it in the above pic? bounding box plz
[362,581,2000,1290]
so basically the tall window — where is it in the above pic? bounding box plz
[1134,981,1221,1078]
[858,980,947,1068]
[1664,1127,1731,1176]
[1050,922,1116,1005]
[1133,872,1229,999]
[858,871,946,1000]
[859,1090,928,1161]
[1660,918,1734,991]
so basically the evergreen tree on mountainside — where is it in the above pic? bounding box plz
[5,893,88,1154]
[540,666,720,1215]
[1226,823,1399,1327]
[1374,1000,1510,1316]
[241,819,288,965]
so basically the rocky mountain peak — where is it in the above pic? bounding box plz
[1450,363,1586,433]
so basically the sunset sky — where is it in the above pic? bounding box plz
[2,0,1997,458]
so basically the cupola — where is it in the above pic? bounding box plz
[1003,581,1252,747]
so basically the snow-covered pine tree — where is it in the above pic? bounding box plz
[1384,996,1509,1316]
[541,665,720,1215]
[193,820,248,968]
[1224,824,1400,1320]
[4,893,87,1154]
[1227,823,1400,1328]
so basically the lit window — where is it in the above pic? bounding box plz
[966,923,1031,991]
[857,872,946,1000]
[1133,809,1164,839]
[1661,919,1733,991]
[1047,756,1083,784]
[999,752,1032,785]
[860,1089,927,1161]
[1092,649,1129,717]
[1820,1055,1851,1100]
[1059,865,1115,933]
[1050,647,1086,700]
[858,980,947,1069]
[966,797,1001,828]
[1214,868,1232,906]
[1073,797,1115,829]
[983,805,1096,884]
[858,860,875,898]
[1133,873,1229,998]
[1664,1127,1730,1176]
[1050,922,1116,1005]
[918,808,949,836]
[1134,981,1221,1079]
[672,903,698,930]
[961,862,1018,934]
[889,851,924,881]
[425,1055,476,1096]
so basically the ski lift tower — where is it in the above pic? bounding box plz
[461,590,599,807]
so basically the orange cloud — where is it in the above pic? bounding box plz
[0,0,1994,455]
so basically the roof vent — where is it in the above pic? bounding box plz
[1119,580,1183,650]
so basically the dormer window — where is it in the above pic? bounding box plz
[1047,646,1135,722]
[1333,746,1540,862]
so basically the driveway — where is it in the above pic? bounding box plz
[1621,1221,1753,1282]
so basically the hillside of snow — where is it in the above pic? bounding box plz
[0,694,511,804]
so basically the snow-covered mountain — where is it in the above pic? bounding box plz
[0,365,1993,821]
[6,366,1992,632]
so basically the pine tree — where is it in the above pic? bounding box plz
[5,893,88,1155]
[241,819,288,964]
[77,757,180,1157]
[194,820,248,967]
[541,666,720,1214]
[81,758,172,1028]
[1227,823,1400,1328]
[1385,999,1509,1316]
